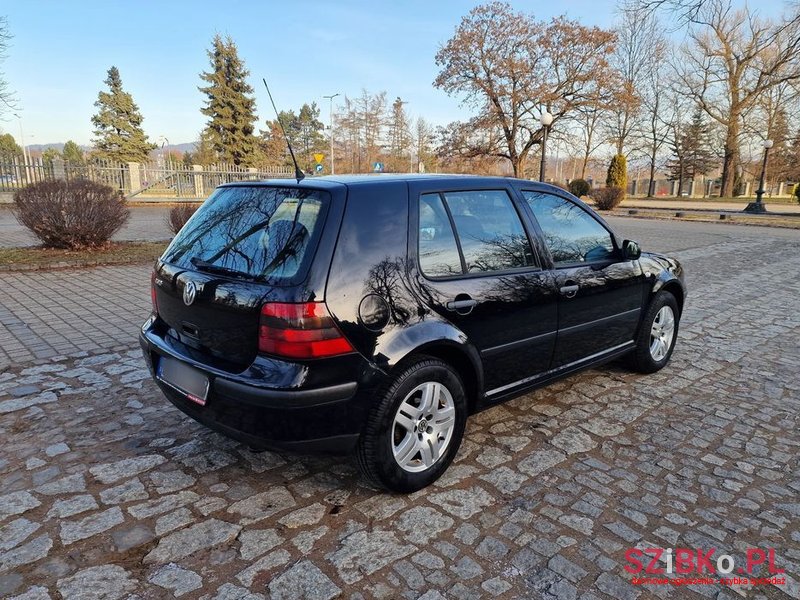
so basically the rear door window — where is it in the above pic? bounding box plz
[418,193,463,277]
[162,186,328,282]
[442,190,535,273]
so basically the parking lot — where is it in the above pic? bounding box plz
[1,217,799,599]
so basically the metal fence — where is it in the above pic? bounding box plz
[0,157,293,198]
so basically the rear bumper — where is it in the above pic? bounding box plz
[139,317,370,454]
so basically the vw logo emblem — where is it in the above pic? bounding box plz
[183,281,197,306]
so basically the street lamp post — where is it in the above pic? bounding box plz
[323,93,340,174]
[13,113,30,163]
[539,109,553,182]
[744,139,774,214]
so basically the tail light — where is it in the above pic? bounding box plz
[150,272,158,315]
[258,302,354,359]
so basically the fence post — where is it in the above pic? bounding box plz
[689,180,696,197]
[127,162,141,193]
[247,167,258,181]
[192,165,204,197]
[52,158,66,180]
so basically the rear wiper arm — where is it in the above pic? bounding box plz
[190,257,255,280]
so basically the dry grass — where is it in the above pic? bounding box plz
[0,241,168,271]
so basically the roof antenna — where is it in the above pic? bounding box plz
[262,77,304,183]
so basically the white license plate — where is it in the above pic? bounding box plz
[158,357,210,406]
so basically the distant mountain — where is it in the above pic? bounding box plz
[26,142,197,156]
[27,143,92,153]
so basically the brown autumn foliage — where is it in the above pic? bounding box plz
[166,203,200,234]
[590,186,626,210]
[433,2,618,177]
[13,180,129,249]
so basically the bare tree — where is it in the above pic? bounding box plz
[606,6,662,155]
[0,17,16,116]
[676,0,800,196]
[573,106,608,179]
[434,2,617,176]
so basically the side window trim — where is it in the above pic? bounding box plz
[437,192,468,275]
[520,190,618,268]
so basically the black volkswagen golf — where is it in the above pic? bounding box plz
[141,175,685,492]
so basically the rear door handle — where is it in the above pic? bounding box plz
[446,298,478,310]
[559,284,579,298]
[446,297,478,314]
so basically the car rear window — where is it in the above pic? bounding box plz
[161,186,328,283]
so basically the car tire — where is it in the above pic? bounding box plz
[628,291,680,374]
[356,356,467,493]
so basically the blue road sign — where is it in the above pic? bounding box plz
[315,164,323,172]
[373,162,384,172]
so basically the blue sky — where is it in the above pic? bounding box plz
[0,0,790,146]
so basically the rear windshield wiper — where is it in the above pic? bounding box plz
[189,257,257,280]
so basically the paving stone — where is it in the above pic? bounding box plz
[34,473,85,495]
[155,508,193,536]
[268,559,342,600]
[0,518,40,552]
[278,502,326,528]
[0,392,57,414]
[148,563,202,597]
[128,491,200,519]
[235,549,291,587]
[212,583,266,600]
[518,448,568,477]
[327,530,415,585]
[395,506,454,544]
[99,478,148,505]
[46,495,98,519]
[144,518,242,563]
[60,507,124,545]
[226,487,296,524]
[594,572,640,600]
[44,443,70,457]
[551,428,598,454]
[239,528,284,561]
[89,454,166,484]
[57,564,136,600]
[8,586,51,600]
[0,491,41,520]
[111,524,154,552]
[0,534,52,573]
[482,577,512,596]
[548,554,588,583]
[428,486,495,519]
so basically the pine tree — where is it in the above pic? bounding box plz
[62,140,85,165]
[667,109,717,192]
[606,154,627,189]
[296,103,325,170]
[388,97,411,171]
[198,35,258,166]
[0,133,22,159]
[768,109,793,184]
[91,66,156,163]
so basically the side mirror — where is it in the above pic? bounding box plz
[622,239,641,260]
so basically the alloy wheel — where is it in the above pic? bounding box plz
[649,305,676,361]
[391,381,456,473]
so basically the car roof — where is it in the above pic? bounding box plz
[219,173,564,193]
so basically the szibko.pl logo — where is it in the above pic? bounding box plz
[625,548,786,586]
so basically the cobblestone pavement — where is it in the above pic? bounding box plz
[0,219,799,599]
[0,206,173,248]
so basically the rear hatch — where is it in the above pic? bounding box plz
[153,185,331,370]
